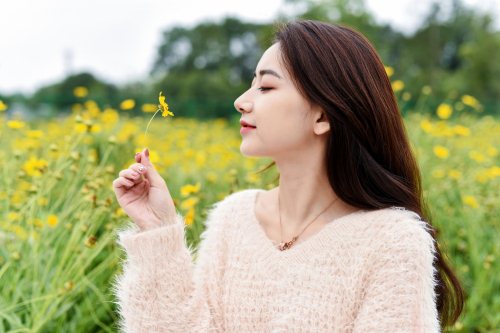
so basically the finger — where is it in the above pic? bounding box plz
[128,163,147,174]
[113,177,134,198]
[113,176,135,189]
[135,152,141,163]
[137,148,166,188]
[119,168,144,184]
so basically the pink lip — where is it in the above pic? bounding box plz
[240,126,256,134]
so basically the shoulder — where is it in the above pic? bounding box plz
[202,188,257,230]
[360,206,437,262]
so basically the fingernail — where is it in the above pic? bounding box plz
[145,148,149,158]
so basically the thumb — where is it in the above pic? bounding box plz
[139,148,165,187]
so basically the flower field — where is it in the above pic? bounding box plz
[0,92,498,332]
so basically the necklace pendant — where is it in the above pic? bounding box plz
[278,236,298,251]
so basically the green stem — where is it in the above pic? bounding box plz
[144,108,162,140]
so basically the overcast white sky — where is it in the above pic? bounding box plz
[0,0,498,95]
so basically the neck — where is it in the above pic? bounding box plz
[276,179,340,231]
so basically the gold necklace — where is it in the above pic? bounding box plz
[277,193,339,251]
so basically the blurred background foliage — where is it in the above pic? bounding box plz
[1,0,499,120]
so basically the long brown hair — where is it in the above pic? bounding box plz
[257,19,464,328]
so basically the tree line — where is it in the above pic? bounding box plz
[2,0,499,118]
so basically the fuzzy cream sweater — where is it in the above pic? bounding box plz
[113,188,441,332]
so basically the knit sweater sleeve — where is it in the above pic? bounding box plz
[352,210,441,333]
[112,197,232,333]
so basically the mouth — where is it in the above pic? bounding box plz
[241,125,257,128]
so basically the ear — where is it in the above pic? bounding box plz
[313,108,330,135]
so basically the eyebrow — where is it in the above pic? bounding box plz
[253,69,282,79]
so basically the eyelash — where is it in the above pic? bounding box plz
[257,87,272,92]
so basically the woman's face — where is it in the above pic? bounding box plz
[234,42,328,158]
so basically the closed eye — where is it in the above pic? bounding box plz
[257,87,272,92]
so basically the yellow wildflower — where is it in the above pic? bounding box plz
[159,91,174,117]
[432,169,445,178]
[391,80,404,92]
[8,212,20,221]
[0,100,8,111]
[11,225,28,240]
[448,169,462,180]
[22,156,48,177]
[420,118,433,133]
[453,125,470,136]
[436,103,452,120]
[73,86,88,98]
[184,207,195,226]
[47,214,58,228]
[144,91,174,139]
[142,103,157,113]
[486,146,497,157]
[37,197,48,207]
[462,195,479,209]
[180,183,201,197]
[26,130,44,139]
[469,150,486,163]
[101,108,119,124]
[433,146,449,159]
[461,95,480,109]
[7,120,25,129]
[180,197,199,210]
[120,99,135,110]
[384,66,394,77]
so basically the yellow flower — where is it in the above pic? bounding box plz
[101,108,119,124]
[7,120,25,129]
[159,91,174,117]
[184,208,195,226]
[448,169,462,180]
[0,100,8,111]
[27,130,44,139]
[47,214,58,228]
[436,103,452,119]
[433,146,449,159]
[37,197,49,207]
[144,91,174,139]
[180,197,199,210]
[142,103,157,113]
[453,125,470,136]
[8,212,20,221]
[120,99,135,110]
[180,183,201,197]
[432,169,445,179]
[461,95,480,109]
[420,118,433,133]
[384,66,394,77]
[22,156,48,177]
[391,80,404,92]
[469,150,486,163]
[73,86,88,98]
[462,195,479,209]
[486,146,497,157]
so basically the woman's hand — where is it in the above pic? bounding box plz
[113,148,177,231]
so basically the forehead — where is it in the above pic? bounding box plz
[255,43,287,78]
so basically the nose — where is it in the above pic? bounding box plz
[234,94,252,113]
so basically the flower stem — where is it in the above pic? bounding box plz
[144,108,161,140]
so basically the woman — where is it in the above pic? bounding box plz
[112,20,463,332]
